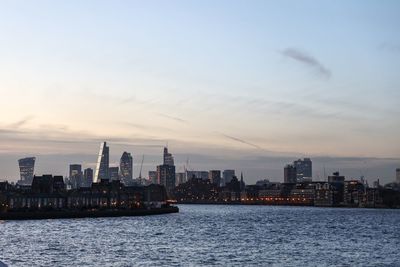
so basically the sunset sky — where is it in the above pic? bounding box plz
[0,1,399,183]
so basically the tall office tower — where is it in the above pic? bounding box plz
[18,157,36,185]
[163,147,174,166]
[293,158,312,181]
[209,170,221,186]
[95,142,110,182]
[69,164,83,189]
[222,169,235,186]
[69,164,82,178]
[176,172,186,186]
[83,168,93,187]
[149,171,157,184]
[157,164,176,193]
[284,164,297,183]
[120,152,133,184]
[109,167,119,181]
[396,168,400,183]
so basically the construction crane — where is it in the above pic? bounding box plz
[138,155,145,182]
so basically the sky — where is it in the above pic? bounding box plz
[0,0,399,184]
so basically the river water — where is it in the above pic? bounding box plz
[1,205,399,266]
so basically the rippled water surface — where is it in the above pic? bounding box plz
[1,205,400,266]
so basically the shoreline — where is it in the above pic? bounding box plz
[176,202,399,209]
[0,206,179,220]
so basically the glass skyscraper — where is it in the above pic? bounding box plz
[120,152,133,184]
[69,164,83,189]
[163,147,174,166]
[18,157,36,185]
[95,142,109,182]
[158,147,176,193]
[293,158,312,181]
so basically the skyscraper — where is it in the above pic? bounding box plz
[18,157,36,185]
[83,168,93,187]
[284,164,297,183]
[69,164,82,178]
[157,164,176,194]
[120,152,133,184]
[293,158,312,181]
[158,147,176,193]
[95,142,109,182]
[109,166,119,181]
[163,147,174,166]
[69,164,83,189]
[222,169,235,186]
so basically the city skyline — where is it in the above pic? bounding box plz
[0,1,399,184]
[2,142,400,186]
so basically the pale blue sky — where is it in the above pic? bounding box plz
[0,1,399,183]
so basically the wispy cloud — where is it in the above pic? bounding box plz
[219,133,263,150]
[9,116,35,128]
[0,124,168,155]
[118,121,169,131]
[157,113,187,123]
[281,48,331,78]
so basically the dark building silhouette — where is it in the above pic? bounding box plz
[32,175,66,194]
[18,157,36,185]
[109,167,119,181]
[284,164,297,183]
[83,168,93,188]
[209,170,221,186]
[222,169,235,186]
[1,176,170,212]
[186,171,208,181]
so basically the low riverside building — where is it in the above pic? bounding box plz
[241,185,260,202]
[173,177,219,203]
[363,188,384,208]
[0,175,169,213]
[289,183,315,205]
[259,183,282,201]
[170,171,398,208]
[315,182,338,207]
[344,180,365,206]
